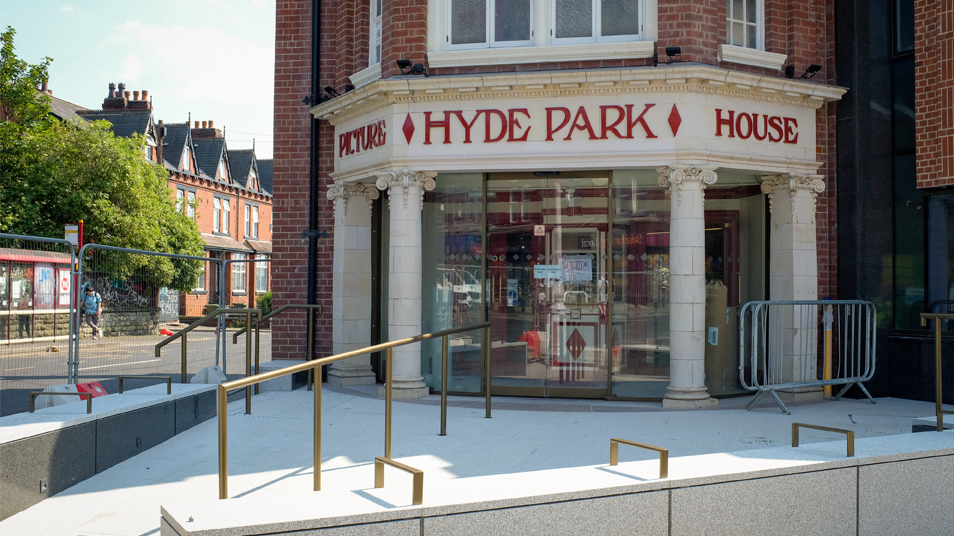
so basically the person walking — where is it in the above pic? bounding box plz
[83,286,103,339]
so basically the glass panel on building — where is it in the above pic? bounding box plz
[494,0,531,42]
[601,0,639,37]
[452,0,487,45]
[556,0,594,39]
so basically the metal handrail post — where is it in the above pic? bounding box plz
[245,310,252,415]
[307,307,314,391]
[385,346,393,459]
[181,332,188,384]
[936,318,943,431]
[440,334,448,436]
[314,364,322,491]
[609,438,668,479]
[254,309,261,395]
[792,423,854,457]
[218,385,228,499]
[485,324,491,418]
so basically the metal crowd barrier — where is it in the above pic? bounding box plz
[739,300,876,414]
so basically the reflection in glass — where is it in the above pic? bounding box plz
[421,174,485,393]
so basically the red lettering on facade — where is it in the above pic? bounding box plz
[626,103,657,138]
[546,107,571,141]
[508,109,531,142]
[482,109,507,142]
[424,111,452,145]
[768,116,783,142]
[736,112,753,139]
[452,111,482,144]
[600,105,626,139]
[783,117,799,144]
[565,107,598,141]
[752,114,768,141]
[715,109,735,137]
[338,120,387,157]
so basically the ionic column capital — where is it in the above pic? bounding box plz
[760,173,825,220]
[375,169,437,210]
[656,165,718,205]
[326,180,380,216]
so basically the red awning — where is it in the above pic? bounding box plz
[0,248,72,264]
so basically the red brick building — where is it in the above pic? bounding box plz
[270,0,861,405]
[80,84,273,317]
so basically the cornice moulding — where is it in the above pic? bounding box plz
[718,44,788,71]
[428,41,655,68]
[311,66,848,125]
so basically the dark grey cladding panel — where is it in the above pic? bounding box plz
[96,403,176,472]
[175,390,218,435]
[0,422,96,521]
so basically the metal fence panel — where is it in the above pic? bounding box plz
[739,300,877,414]
[0,234,76,417]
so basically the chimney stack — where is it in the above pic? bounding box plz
[201,121,207,128]
[41,80,49,93]
[195,121,200,128]
[104,82,129,110]
[108,83,116,98]
[118,82,125,95]
[133,91,140,100]
[141,90,148,101]
[209,120,214,128]
[191,119,225,139]
[124,91,130,99]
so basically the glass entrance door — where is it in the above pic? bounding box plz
[487,173,609,397]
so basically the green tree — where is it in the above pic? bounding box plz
[0,26,204,292]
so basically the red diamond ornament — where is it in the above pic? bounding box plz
[668,105,682,136]
[566,328,586,361]
[402,114,415,144]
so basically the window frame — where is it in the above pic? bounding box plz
[726,0,764,51]
[252,206,260,238]
[187,192,196,219]
[446,0,535,51]
[245,205,251,237]
[550,0,643,46]
[232,253,247,293]
[213,198,221,233]
[195,261,206,292]
[370,0,383,65]
[222,198,231,233]
[176,189,184,212]
[255,254,268,294]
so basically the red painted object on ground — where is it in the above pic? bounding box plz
[75,382,108,400]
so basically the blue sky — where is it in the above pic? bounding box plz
[2,0,276,159]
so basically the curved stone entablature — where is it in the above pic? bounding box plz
[313,65,847,183]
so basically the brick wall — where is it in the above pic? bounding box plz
[915,0,954,189]
[273,0,318,360]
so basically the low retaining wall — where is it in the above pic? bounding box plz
[159,432,954,536]
[0,383,217,521]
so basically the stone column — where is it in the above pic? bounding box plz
[375,169,437,398]
[760,174,826,397]
[326,181,379,386]
[657,165,719,408]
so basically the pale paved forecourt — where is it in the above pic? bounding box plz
[1,384,951,536]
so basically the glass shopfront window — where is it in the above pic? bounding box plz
[417,169,766,399]
[421,174,485,393]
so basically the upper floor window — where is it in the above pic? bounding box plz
[222,198,231,233]
[213,198,221,232]
[252,206,259,238]
[176,189,184,212]
[181,146,191,172]
[726,0,762,50]
[371,0,383,64]
[553,0,640,44]
[187,192,196,219]
[450,0,532,49]
[245,205,251,237]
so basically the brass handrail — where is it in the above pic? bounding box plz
[792,423,854,457]
[216,321,492,500]
[375,457,424,505]
[921,313,954,432]
[29,391,93,414]
[118,375,172,394]
[155,308,261,414]
[609,438,668,478]
[232,304,323,393]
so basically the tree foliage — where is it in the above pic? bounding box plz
[0,26,204,292]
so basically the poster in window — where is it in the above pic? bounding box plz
[35,263,55,308]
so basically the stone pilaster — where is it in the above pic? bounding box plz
[326,181,379,386]
[760,173,826,396]
[375,169,437,398]
[657,165,719,408]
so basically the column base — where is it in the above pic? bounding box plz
[327,370,377,386]
[662,397,719,409]
[776,387,824,402]
[377,385,431,399]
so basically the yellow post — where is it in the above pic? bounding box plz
[823,303,833,398]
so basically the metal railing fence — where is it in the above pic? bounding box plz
[73,243,223,389]
[215,257,272,374]
[739,300,877,414]
[0,234,76,416]
[216,321,492,500]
